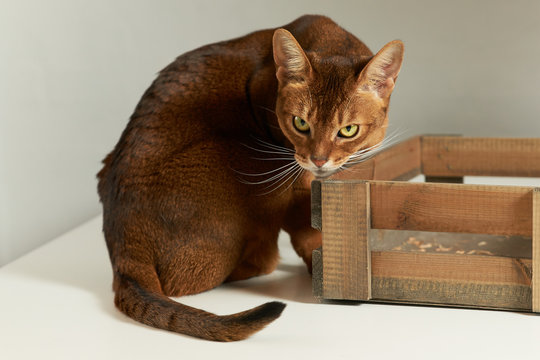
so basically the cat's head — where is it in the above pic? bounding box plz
[272,29,404,178]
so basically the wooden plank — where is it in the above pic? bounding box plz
[311,180,322,231]
[425,176,463,184]
[371,278,531,311]
[373,136,422,181]
[369,229,532,259]
[313,242,533,311]
[371,251,532,311]
[533,188,540,312]
[422,136,540,177]
[372,251,531,285]
[334,136,421,181]
[312,247,323,299]
[370,181,533,237]
[334,160,374,181]
[321,181,371,300]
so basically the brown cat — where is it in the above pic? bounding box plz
[97,15,403,341]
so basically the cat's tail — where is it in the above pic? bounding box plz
[114,273,286,341]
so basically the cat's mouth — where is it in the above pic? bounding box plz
[294,155,342,179]
[312,168,337,179]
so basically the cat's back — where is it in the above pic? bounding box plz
[98,15,371,186]
[145,15,369,101]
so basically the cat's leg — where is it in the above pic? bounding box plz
[154,158,283,290]
[225,225,281,282]
[282,189,321,273]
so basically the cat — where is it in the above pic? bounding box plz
[97,14,403,341]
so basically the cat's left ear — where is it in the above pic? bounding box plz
[358,40,404,99]
[273,29,312,83]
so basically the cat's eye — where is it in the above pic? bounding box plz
[338,124,359,138]
[292,116,310,133]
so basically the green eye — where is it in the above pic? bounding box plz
[292,116,310,133]
[338,124,359,138]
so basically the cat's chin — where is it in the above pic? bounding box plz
[311,169,338,179]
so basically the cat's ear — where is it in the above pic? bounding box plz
[273,29,312,83]
[358,40,404,99]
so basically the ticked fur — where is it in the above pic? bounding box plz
[97,15,403,341]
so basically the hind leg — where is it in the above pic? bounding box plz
[156,235,242,296]
[226,233,280,282]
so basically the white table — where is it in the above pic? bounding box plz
[2,177,540,360]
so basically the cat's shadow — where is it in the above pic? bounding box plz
[223,262,319,304]
[7,223,319,328]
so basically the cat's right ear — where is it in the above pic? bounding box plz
[358,40,404,99]
[273,29,312,83]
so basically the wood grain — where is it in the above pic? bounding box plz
[312,247,323,299]
[533,188,540,312]
[334,136,421,181]
[371,251,532,310]
[370,181,533,237]
[370,229,532,259]
[371,278,531,311]
[422,136,540,177]
[321,181,371,300]
[371,251,531,285]
[372,136,422,180]
[313,136,540,311]
[311,180,322,231]
[425,176,464,184]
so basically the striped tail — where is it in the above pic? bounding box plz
[114,274,286,341]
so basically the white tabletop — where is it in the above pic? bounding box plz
[2,176,540,360]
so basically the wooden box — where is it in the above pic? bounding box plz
[311,135,540,312]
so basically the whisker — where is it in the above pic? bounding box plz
[237,162,299,185]
[275,167,304,196]
[256,105,276,115]
[232,161,297,177]
[348,142,382,158]
[339,161,374,173]
[257,163,300,190]
[251,136,295,153]
[344,128,408,166]
[241,143,294,156]
[257,164,303,196]
[348,129,406,158]
[252,157,296,161]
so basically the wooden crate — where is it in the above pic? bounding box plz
[311,135,540,312]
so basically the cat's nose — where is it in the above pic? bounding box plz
[310,156,328,168]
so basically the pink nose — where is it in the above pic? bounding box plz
[311,156,328,168]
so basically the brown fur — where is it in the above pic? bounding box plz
[97,15,403,341]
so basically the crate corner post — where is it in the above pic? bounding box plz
[320,180,371,301]
[533,187,540,313]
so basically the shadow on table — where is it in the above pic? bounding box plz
[223,262,319,304]
[6,227,320,328]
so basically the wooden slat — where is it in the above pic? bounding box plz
[372,251,531,285]
[422,136,540,177]
[533,188,540,312]
[369,229,532,259]
[334,160,374,181]
[334,136,421,181]
[322,181,371,300]
[370,181,533,236]
[312,247,323,299]
[371,279,531,311]
[311,180,322,231]
[425,176,463,184]
[371,251,532,311]
[372,136,422,180]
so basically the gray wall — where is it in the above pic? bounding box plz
[1,0,539,265]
